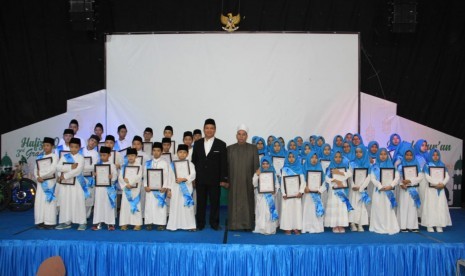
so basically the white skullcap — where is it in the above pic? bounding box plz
[237,124,249,134]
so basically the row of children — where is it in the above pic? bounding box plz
[250,133,451,235]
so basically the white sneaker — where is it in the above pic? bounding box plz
[427,227,434,232]
[436,227,443,233]
[350,223,357,232]
[358,225,365,232]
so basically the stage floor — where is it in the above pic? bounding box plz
[1,208,465,275]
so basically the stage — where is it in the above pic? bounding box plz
[1,208,465,275]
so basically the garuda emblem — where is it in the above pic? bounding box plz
[221,13,240,32]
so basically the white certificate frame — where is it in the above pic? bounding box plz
[161,153,172,164]
[332,167,347,190]
[353,168,368,187]
[429,167,445,188]
[123,166,140,189]
[380,168,395,189]
[94,164,111,187]
[402,165,419,187]
[258,153,265,161]
[36,157,55,180]
[59,162,76,185]
[272,156,285,173]
[143,142,153,154]
[111,150,117,164]
[320,159,331,170]
[283,175,301,198]
[170,141,176,155]
[306,170,322,192]
[258,171,275,193]
[83,157,93,177]
[147,168,164,191]
[173,160,190,179]
[97,142,106,151]
[59,150,70,159]
[135,156,143,166]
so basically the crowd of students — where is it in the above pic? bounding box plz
[32,119,452,235]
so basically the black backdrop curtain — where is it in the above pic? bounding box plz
[1,0,464,201]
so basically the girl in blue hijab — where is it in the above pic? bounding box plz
[324,150,353,234]
[352,133,366,149]
[348,145,371,232]
[255,137,267,158]
[367,141,380,164]
[266,135,277,154]
[319,143,332,160]
[302,151,325,233]
[309,135,317,150]
[421,149,451,232]
[287,139,298,152]
[413,139,430,168]
[300,142,312,164]
[332,135,344,154]
[387,133,402,152]
[397,147,423,232]
[280,150,305,235]
[252,156,279,235]
[294,136,304,153]
[342,140,356,162]
[369,148,400,234]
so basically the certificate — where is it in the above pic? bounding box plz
[94,164,111,187]
[388,150,395,160]
[119,147,129,156]
[123,166,140,188]
[143,142,153,154]
[320,159,330,170]
[111,150,116,164]
[83,157,93,177]
[380,168,395,187]
[272,156,285,173]
[59,150,70,159]
[147,169,163,190]
[97,142,106,151]
[59,163,76,185]
[135,156,143,166]
[258,171,275,193]
[36,157,55,180]
[258,153,265,161]
[306,170,322,192]
[173,160,190,179]
[353,168,368,187]
[170,141,176,155]
[283,175,301,198]
[429,167,445,188]
[402,165,418,187]
[161,153,172,164]
[332,167,347,189]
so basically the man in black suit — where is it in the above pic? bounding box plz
[192,118,228,230]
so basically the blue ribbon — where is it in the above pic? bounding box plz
[264,193,279,221]
[152,191,167,207]
[407,187,421,208]
[359,190,371,205]
[170,163,194,208]
[56,145,63,156]
[124,187,140,214]
[382,190,398,209]
[64,153,90,199]
[36,153,56,203]
[106,183,117,209]
[334,189,354,212]
[310,193,325,217]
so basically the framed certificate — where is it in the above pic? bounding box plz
[258,153,265,161]
[258,171,275,193]
[83,157,93,177]
[123,166,140,188]
[119,147,129,156]
[36,157,55,180]
[161,153,172,164]
[147,168,163,190]
[320,159,330,170]
[173,160,190,179]
[429,167,445,188]
[97,142,106,151]
[380,168,395,188]
[388,150,395,160]
[283,175,301,198]
[94,164,111,187]
[306,170,322,191]
[143,142,153,154]
[136,156,143,166]
[111,150,117,164]
[353,168,368,187]
[402,165,418,187]
[59,150,70,159]
[272,156,285,173]
[170,141,176,155]
[59,162,76,185]
[332,167,347,189]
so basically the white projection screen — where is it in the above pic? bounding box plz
[106,33,359,145]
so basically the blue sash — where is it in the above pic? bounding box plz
[426,162,443,196]
[56,145,64,156]
[146,160,167,208]
[334,189,354,212]
[171,163,194,207]
[359,190,371,205]
[264,193,279,221]
[407,187,421,208]
[123,187,140,214]
[385,190,398,209]
[63,153,90,199]
[114,141,120,151]
[310,193,325,217]
[36,153,56,203]
[96,161,117,209]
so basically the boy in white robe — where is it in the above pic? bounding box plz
[167,144,197,231]
[119,148,143,230]
[55,128,73,157]
[55,138,87,230]
[91,146,118,230]
[143,142,170,230]
[163,125,176,155]
[82,135,100,218]
[34,137,59,229]
[132,135,151,217]
[115,124,130,152]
